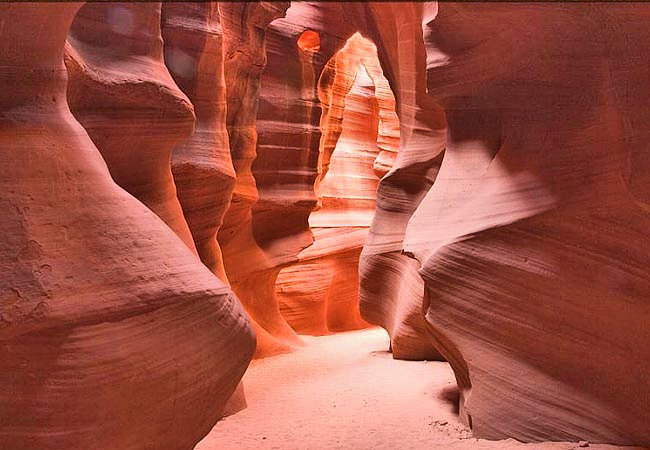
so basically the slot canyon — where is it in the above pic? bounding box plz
[0,2,648,450]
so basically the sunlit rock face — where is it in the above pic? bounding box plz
[2,2,648,448]
[403,2,650,444]
[217,1,295,358]
[218,2,361,355]
[65,3,197,250]
[0,3,255,449]
[355,3,446,361]
[276,34,396,334]
[312,33,397,229]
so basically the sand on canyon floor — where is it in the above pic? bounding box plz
[195,328,644,450]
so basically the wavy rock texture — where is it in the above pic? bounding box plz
[162,3,235,284]
[311,33,398,228]
[276,228,367,334]
[218,2,361,355]
[251,1,360,249]
[402,2,650,444]
[217,1,296,357]
[276,34,396,334]
[65,3,197,250]
[0,3,254,449]
[355,3,447,361]
[161,2,248,415]
[613,8,650,209]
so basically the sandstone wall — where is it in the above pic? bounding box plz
[404,2,650,443]
[66,3,197,250]
[277,33,398,334]
[355,3,447,361]
[0,3,255,449]
[162,2,235,284]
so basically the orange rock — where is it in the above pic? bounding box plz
[277,33,398,335]
[405,3,650,443]
[218,2,298,358]
[162,3,236,284]
[161,1,248,416]
[219,2,363,355]
[66,3,197,250]
[357,3,447,361]
[0,4,254,449]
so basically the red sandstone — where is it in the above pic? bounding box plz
[1,3,648,449]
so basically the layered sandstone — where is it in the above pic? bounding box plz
[403,2,650,444]
[0,3,254,449]
[162,3,235,283]
[217,1,297,357]
[3,2,648,447]
[355,3,446,361]
[161,2,248,414]
[311,33,397,229]
[218,2,364,354]
[65,3,197,250]
[277,33,396,334]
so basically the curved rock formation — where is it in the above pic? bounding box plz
[314,33,400,207]
[161,2,249,415]
[356,3,447,361]
[162,2,235,284]
[218,2,361,355]
[276,228,367,334]
[65,2,197,250]
[277,33,396,334]
[218,1,297,357]
[0,3,254,449]
[311,33,396,228]
[403,2,650,443]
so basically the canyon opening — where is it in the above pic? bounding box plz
[1,2,649,450]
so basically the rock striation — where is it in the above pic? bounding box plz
[0,3,255,449]
[161,2,249,414]
[404,2,650,444]
[277,33,396,334]
[65,3,197,250]
[218,2,361,354]
[217,1,298,357]
[356,3,447,361]
[2,2,649,447]
[162,2,235,284]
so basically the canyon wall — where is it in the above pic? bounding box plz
[276,33,398,334]
[2,2,649,448]
[162,2,235,284]
[161,2,249,415]
[218,2,367,353]
[66,3,197,250]
[217,1,296,357]
[347,1,649,444]
[402,2,650,444]
[355,3,447,361]
[0,3,255,449]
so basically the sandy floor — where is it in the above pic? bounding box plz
[196,328,644,450]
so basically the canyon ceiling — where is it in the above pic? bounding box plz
[0,2,648,449]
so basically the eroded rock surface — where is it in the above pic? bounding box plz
[277,33,396,334]
[217,1,297,357]
[2,2,648,448]
[356,3,446,361]
[0,3,255,449]
[66,3,197,250]
[161,2,249,415]
[404,2,650,444]
[218,2,361,355]
[162,2,235,284]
